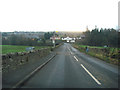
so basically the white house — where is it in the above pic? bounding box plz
[62,36,75,42]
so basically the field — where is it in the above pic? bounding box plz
[1,45,51,54]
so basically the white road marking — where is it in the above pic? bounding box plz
[70,51,73,54]
[12,54,56,88]
[81,64,101,85]
[68,47,73,55]
[74,56,78,61]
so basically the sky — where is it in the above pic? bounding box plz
[0,0,119,32]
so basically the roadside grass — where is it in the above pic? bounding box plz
[78,45,119,54]
[1,45,51,54]
[78,45,107,48]
[72,44,120,65]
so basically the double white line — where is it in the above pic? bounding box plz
[73,55,101,85]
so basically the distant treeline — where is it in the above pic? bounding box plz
[79,28,119,47]
[2,32,61,46]
[2,34,46,46]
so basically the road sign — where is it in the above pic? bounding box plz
[50,37,60,40]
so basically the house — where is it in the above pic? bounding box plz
[62,36,75,42]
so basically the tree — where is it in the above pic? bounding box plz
[79,28,118,47]
[44,32,53,40]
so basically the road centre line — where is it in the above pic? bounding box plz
[81,64,101,85]
[74,56,78,61]
[68,47,73,55]
[70,51,73,54]
[68,48,71,52]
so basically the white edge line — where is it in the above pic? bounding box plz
[81,64,101,85]
[74,56,78,61]
[12,54,56,88]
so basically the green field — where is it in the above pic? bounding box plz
[1,45,51,54]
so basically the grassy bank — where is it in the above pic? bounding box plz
[72,44,120,65]
[1,45,51,54]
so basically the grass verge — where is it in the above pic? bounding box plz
[72,44,120,66]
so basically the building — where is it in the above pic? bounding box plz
[62,36,75,42]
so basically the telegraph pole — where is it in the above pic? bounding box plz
[53,31,55,48]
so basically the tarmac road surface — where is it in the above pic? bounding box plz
[21,43,119,88]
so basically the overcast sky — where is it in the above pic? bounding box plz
[0,0,119,32]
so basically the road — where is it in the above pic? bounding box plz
[20,43,119,88]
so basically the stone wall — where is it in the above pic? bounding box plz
[2,48,51,73]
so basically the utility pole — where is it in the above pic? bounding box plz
[95,25,97,29]
[86,25,88,31]
[53,31,55,48]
